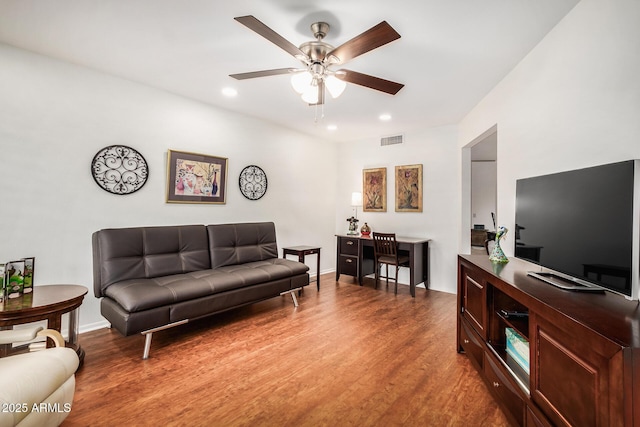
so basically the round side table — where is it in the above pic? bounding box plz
[0,284,88,365]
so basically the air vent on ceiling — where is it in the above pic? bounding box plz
[381,134,404,146]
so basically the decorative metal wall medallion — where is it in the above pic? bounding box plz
[239,165,267,200]
[91,145,149,195]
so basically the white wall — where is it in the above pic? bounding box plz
[336,126,460,293]
[459,0,640,256]
[471,161,496,232]
[0,43,338,332]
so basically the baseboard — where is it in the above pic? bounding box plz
[79,319,111,335]
[314,269,336,277]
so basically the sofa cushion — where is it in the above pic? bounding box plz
[104,258,309,312]
[92,225,211,297]
[207,222,279,268]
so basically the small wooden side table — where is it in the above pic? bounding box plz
[282,246,321,290]
[0,284,88,364]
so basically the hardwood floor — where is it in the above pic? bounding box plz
[63,274,510,427]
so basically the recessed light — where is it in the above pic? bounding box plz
[327,124,338,131]
[379,114,392,121]
[222,87,238,97]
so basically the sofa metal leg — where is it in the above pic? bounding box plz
[281,287,302,307]
[142,332,153,360]
[140,319,189,359]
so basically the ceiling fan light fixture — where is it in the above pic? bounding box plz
[291,71,313,94]
[301,84,319,104]
[325,75,346,98]
[232,16,404,116]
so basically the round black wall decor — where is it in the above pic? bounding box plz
[91,145,149,195]
[239,165,268,200]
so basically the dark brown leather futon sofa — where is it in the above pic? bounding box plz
[92,222,309,358]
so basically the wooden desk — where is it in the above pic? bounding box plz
[335,234,430,297]
[0,284,87,363]
[471,229,488,247]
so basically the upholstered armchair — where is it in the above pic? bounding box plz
[0,327,78,427]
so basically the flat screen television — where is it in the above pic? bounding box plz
[515,160,640,299]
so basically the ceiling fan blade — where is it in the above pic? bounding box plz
[337,69,404,95]
[229,68,298,80]
[235,15,306,59]
[327,21,400,65]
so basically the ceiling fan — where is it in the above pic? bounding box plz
[229,15,404,105]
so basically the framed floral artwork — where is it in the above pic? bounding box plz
[395,164,423,212]
[166,150,228,204]
[363,167,387,212]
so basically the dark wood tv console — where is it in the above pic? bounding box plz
[457,254,640,426]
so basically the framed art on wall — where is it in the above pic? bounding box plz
[166,149,228,204]
[363,167,387,212]
[395,164,423,212]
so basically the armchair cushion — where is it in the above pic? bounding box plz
[0,327,78,427]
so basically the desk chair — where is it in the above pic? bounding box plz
[372,232,410,294]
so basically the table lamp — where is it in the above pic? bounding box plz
[347,192,362,235]
[351,192,362,218]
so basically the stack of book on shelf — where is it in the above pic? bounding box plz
[505,327,530,376]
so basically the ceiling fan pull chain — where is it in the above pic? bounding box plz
[312,97,326,124]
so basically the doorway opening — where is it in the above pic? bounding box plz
[462,125,497,254]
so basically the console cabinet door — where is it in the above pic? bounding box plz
[459,317,484,370]
[531,314,624,427]
[461,264,487,340]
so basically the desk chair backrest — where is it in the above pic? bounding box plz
[373,232,398,260]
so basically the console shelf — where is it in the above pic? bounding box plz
[457,254,640,427]
[495,311,528,339]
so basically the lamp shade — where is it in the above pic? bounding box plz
[351,192,363,207]
[301,84,319,104]
[291,71,312,94]
[325,75,346,98]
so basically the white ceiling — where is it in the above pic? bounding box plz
[0,0,580,142]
